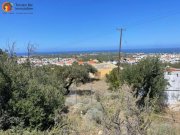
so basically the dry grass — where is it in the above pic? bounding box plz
[67,80,180,135]
[148,110,180,135]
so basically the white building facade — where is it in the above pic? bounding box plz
[164,68,180,105]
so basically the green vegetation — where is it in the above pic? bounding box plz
[54,63,97,94]
[33,52,131,63]
[0,49,65,130]
[169,62,180,68]
[106,57,168,110]
[0,49,96,132]
[76,52,132,62]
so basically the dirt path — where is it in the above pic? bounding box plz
[65,79,109,107]
[77,78,109,92]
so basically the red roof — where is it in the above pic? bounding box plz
[88,60,96,65]
[78,61,84,65]
[166,68,180,72]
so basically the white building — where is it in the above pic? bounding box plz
[164,68,180,106]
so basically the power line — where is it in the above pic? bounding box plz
[165,90,180,91]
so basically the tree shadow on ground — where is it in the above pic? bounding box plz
[84,78,100,83]
[68,89,95,96]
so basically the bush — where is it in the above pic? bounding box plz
[106,57,168,110]
[0,50,65,130]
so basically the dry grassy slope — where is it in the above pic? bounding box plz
[66,79,180,135]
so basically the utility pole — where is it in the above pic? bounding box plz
[117,28,125,74]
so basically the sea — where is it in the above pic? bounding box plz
[16,48,180,56]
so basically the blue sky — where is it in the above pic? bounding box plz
[0,0,180,52]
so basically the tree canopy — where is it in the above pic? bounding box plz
[106,57,168,110]
[54,63,97,94]
[0,50,65,130]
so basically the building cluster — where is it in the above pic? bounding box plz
[17,57,117,78]
[17,57,77,66]
[17,57,104,67]
[159,54,180,63]
[124,53,180,64]
[17,53,179,67]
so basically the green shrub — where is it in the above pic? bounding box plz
[106,57,168,110]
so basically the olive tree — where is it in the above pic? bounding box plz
[107,57,168,110]
[55,63,97,94]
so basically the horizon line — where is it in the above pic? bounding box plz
[14,47,180,55]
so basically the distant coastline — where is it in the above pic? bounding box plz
[16,48,180,56]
